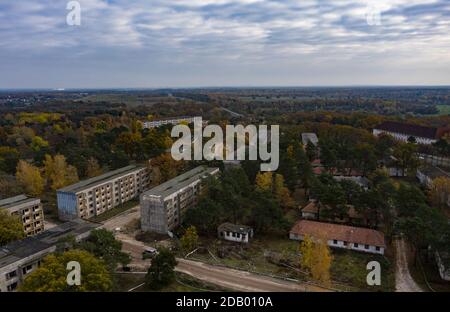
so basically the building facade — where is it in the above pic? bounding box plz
[0,220,97,292]
[141,166,219,234]
[143,116,202,129]
[416,165,450,188]
[0,195,44,237]
[57,165,150,221]
[217,223,254,243]
[373,121,450,145]
[290,220,385,255]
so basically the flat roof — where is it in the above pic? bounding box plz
[0,195,39,211]
[0,220,98,269]
[58,165,145,193]
[143,166,219,198]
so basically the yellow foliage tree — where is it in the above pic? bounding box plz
[180,226,199,254]
[310,238,333,285]
[273,174,295,208]
[16,160,44,196]
[44,154,79,190]
[0,210,24,245]
[300,235,333,285]
[255,172,273,191]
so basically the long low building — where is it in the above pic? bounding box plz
[0,195,44,237]
[57,165,150,221]
[0,220,98,292]
[143,116,202,129]
[141,166,219,234]
[373,121,450,145]
[290,220,386,255]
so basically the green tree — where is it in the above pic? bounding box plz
[0,146,20,174]
[19,250,113,292]
[78,229,130,271]
[145,248,177,290]
[0,210,24,246]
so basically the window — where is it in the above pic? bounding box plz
[7,282,18,291]
[6,270,17,280]
[333,240,338,245]
[364,245,369,249]
[354,243,359,248]
[376,246,380,251]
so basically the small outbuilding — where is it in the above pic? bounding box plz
[218,223,254,243]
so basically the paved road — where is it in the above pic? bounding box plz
[394,238,423,292]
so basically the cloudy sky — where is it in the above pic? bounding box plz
[0,0,449,88]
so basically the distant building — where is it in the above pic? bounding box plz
[141,166,219,234]
[57,165,150,221]
[373,121,450,145]
[0,195,44,237]
[0,220,98,292]
[218,223,254,243]
[143,116,202,129]
[380,156,407,177]
[301,133,319,147]
[290,220,385,255]
[416,166,450,188]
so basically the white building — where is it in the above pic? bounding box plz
[57,165,150,221]
[218,223,254,243]
[0,220,97,292]
[0,195,44,237]
[290,220,385,255]
[373,121,450,145]
[143,116,202,129]
[141,166,219,234]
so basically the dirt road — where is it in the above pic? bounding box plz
[394,238,423,292]
[176,258,331,292]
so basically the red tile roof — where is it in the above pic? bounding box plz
[290,220,385,248]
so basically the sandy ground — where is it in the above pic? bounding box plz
[394,238,424,292]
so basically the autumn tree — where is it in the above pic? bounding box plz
[0,146,20,174]
[0,210,24,246]
[255,172,273,191]
[150,153,184,185]
[300,235,332,285]
[43,154,79,190]
[16,160,44,196]
[429,177,450,210]
[19,250,113,292]
[180,226,199,254]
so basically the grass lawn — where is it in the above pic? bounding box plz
[436,105,450,116]
[90,199,139,223]
[114,272,230,292]
[186,235,394,291]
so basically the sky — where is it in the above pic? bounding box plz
[0,0,449,89]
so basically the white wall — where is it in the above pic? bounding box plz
[373,129,436,145]
[289,233,384,255]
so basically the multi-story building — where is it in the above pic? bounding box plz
[373,121,450,145]
[57,165,150,221]
[0,220,98,292]
[0,195,44,237]
[143,116,202,129]
[141,166,219,234]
